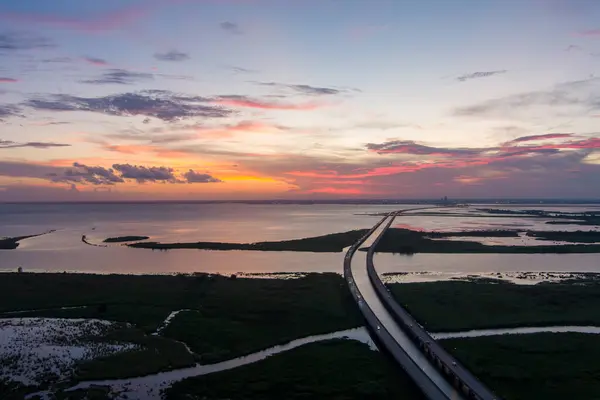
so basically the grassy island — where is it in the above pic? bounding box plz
[123,228,600,253]
[127,230,367,252]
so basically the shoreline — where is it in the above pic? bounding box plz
[126,227,600,253]
[0,230,56,250]
[5,224,600,254]
[1,271,599,288]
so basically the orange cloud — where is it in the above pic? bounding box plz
[195,120,286,138]
[48,158,113,167]
[217,174,283,183]
[314,180,367,185]
[453,175,483,185]
[285,164,440,179]
[308,187,364,195]
[101,143,191,159]
[230,120,284,133]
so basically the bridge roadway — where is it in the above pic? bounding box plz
[345,212,500,400]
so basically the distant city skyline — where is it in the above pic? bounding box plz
[1,0,600,201]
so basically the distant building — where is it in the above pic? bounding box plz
[436,196,460,207]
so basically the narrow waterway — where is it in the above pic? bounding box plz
[432,326,600,340]
[23,322,600,400]
[61,327,375,400]
[152,310,196,336]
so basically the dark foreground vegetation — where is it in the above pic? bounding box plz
[387,279,600,332]
[103,235,149,243]
[446,333,600,400]
[0,272,363,369]
[165,340,425,400]
[78,325,196,380]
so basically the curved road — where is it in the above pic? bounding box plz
[368,214,499,400]
[344,214,462,400]
[346,211,500,400]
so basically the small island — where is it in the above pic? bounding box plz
[104,236,150,243]
[127,231,366,252]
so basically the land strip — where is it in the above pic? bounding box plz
[387,279,600,332]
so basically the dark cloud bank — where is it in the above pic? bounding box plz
[0,160,221,187]
[25,90,233,121]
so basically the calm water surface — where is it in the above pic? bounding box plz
[1,203,599,274]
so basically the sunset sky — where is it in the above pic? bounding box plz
[1,0,599,201]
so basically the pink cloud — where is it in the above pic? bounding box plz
[82,56,109,66]
[214,97,322,111]
[286,136,600,183]
[226,120,285,133]
[193,121,287,138]
[0,1,251,33]
[314,180,367,185]
[579,29,600,36]
[368,135,599,163]
[0,7,148,32]
[0,77,18,83]
[285,164,440,179]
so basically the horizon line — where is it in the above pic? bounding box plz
[2,198,600,204]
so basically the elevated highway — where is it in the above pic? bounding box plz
[344,211,499,400]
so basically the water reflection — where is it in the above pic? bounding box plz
[1,203,410,243]
[374,253,600,275]
[1,245,345,274]
[2,203,600,275]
